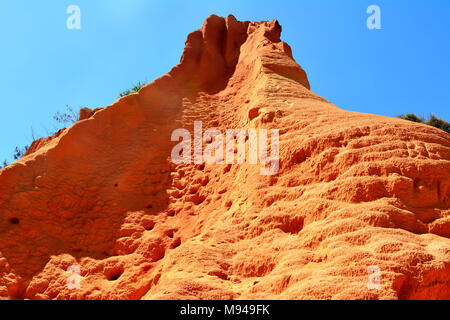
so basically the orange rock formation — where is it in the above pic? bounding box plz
[0,15,449,300]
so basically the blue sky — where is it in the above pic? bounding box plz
[0,0,449,163]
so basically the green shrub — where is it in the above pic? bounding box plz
[425,115,450,133]
[13,146,29,160]
[1,145,29,169]
[119,81,147,98]
[53,104,78,126]
[397,113,450,133]
[398,113,424,123]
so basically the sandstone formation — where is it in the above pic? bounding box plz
[0,15,449,300]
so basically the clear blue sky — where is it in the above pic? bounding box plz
[0,0,449,163]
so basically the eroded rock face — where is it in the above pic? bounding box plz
[0,15,449,300]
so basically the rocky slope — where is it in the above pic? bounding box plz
[0,15,449,300]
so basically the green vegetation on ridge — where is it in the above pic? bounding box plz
[397,113,450,133]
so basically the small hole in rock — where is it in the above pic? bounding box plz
[170,238,181,249]
[114,184,118,188]
[143,220,155,231]
[9,217,19,225]
[146,204,153,209]
[167,209,175,217]
[166,230,174,238]
[248,107,260,121]
[106,267,124,281]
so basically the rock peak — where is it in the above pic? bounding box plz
[174,15,309,92]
